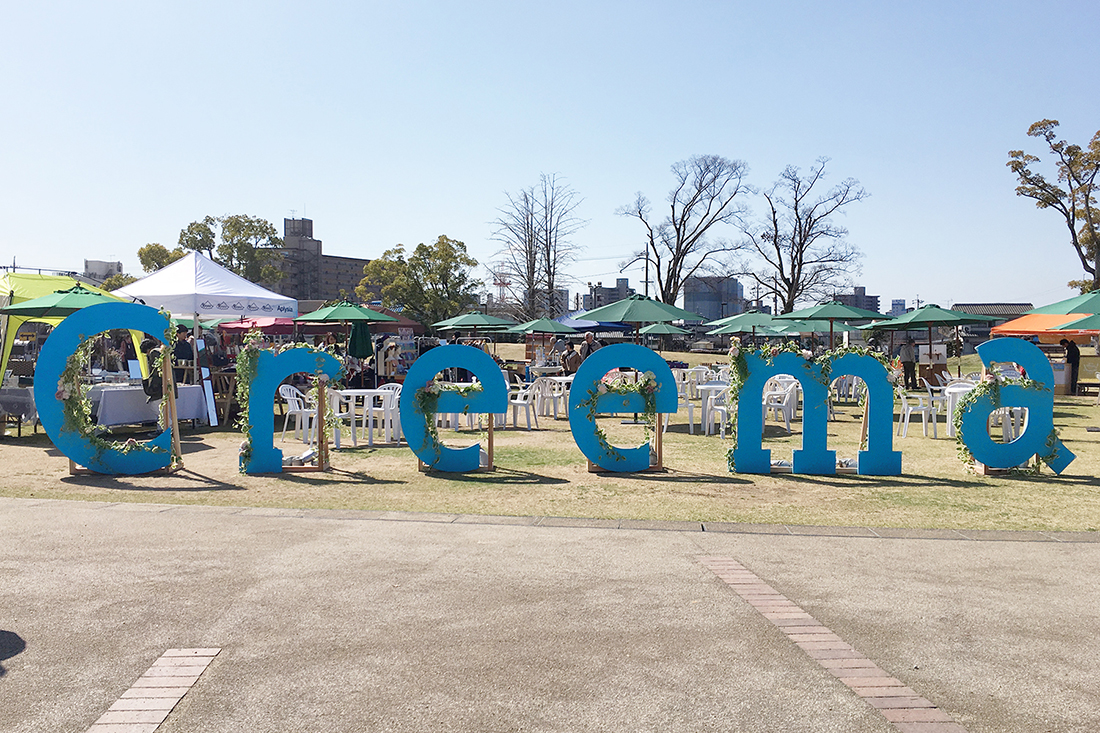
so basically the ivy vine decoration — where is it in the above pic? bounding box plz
[412,379,485,463]
[952,367,1060,474]
[723,341,889,470]
[234,331,344,471]
[56,337,167,460]
[575,370,661,463]
[234,328,263,468]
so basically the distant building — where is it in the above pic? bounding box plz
[951,303,1034,344]
[890,299,907,317]
[834,286,881,314]
[582,278,635,310]
[273,218,374,302]
[683,276,745,322]
[83,260,123,284]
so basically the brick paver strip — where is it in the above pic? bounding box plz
[86,648,220,733]
[699,557,968,733]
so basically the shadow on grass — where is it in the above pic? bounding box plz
[272,468,405,486]
[419,467,571,486]
[592,468,755,485]
[60,469,248,492]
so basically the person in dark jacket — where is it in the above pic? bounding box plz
[1060,338,1081,395]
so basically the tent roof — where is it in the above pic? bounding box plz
[990,313,1094,338]
[114,251,297,318]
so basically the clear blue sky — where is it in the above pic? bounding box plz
[3,0,1098,311]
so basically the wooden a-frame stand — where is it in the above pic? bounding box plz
[282,378,330,473]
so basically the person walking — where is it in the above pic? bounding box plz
[898,338,917,391]
[1060,338,1081,395]
[579,331,602,361]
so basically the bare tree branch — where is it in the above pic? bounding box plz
[617,155,749,304]
[740,159,867,313]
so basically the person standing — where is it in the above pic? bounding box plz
[562,342,582,375]
[579,331,602,360]
[898,338,917,391]
[1060,338,1081,395]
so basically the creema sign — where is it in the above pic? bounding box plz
[31,304,1076,477]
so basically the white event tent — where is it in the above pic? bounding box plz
[116,251,297,320]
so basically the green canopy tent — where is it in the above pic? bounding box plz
[1026,291,1100,315]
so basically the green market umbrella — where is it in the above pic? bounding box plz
[580,294,703,324]
[774,301,885,349]
[581,294,704,345]
[704,310,778,329]
[1027,291,1100,315]
[295,300,399,324]
[864,305,998,377]
[706,312,781,342]
[506,318,578,334]
[639,322,691,353]
[0,283,125,318]
[1053,313,1100,331]
[432,312,516,330]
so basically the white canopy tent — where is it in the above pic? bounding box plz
[116,252,297,389]
[115,251,297,319]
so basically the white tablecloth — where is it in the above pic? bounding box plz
[90,384,207,427]
[0,387,37,422]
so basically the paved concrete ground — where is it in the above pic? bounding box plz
[1,497,1098,732]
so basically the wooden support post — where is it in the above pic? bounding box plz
[163,350,184,471]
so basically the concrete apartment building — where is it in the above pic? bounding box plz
[274,218,374,303]
[582,278,635,310]
[683,275,745,323]
[834,285,881,314]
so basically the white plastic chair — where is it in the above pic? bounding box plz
[921,377,948,424]
[664,394,695,434]
[706,387,732,437]
[330,391,358,448]
[896,388,936,438]
[763,381,799,433]
[508,383,539,430]
[278,384,314,443]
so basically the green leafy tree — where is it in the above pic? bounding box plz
[357,235,482,327]
[178,214,285,284]
[102,273,138,290]
[137,243,187,273]
[1008,120,1100,293]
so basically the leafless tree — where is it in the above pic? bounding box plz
[740,159,866,313]
[618,155,750,305]
[491,174,584,320]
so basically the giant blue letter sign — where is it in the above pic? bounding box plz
[244,348,343,474]
[957,338,1075,473]
[568,344,678,472]
[399,344,508,472]
[35,302,172,475]
[733,352,834,474]
[828,353,902,475]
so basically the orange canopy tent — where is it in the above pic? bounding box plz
[990,313,1094,343]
